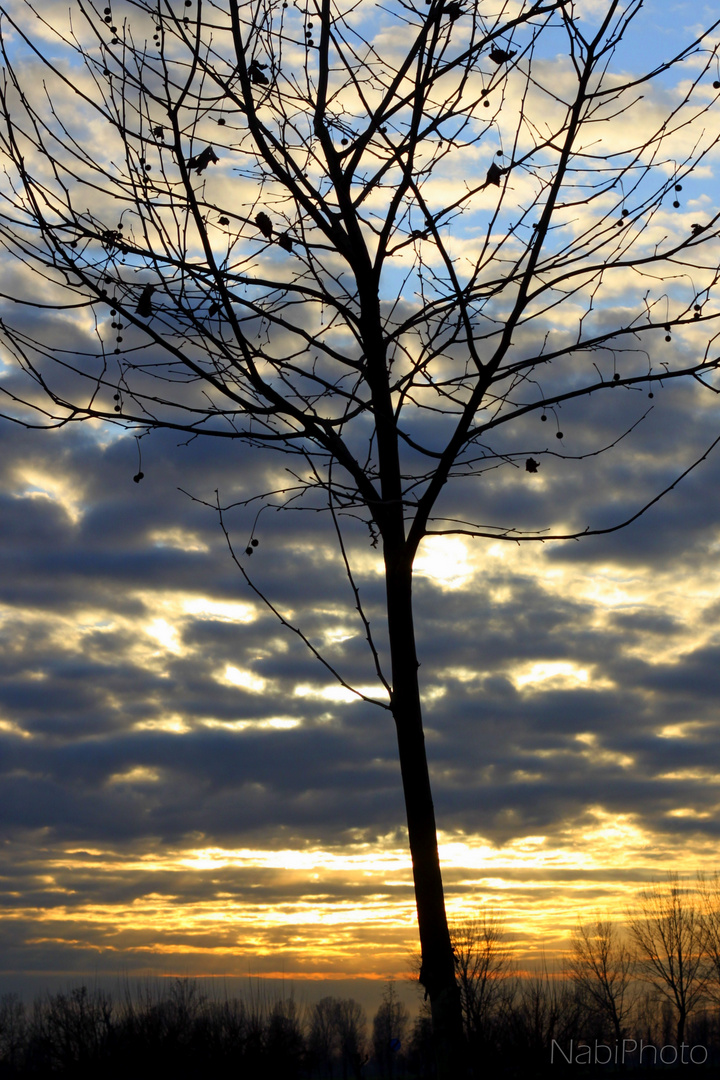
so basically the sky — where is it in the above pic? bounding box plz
[1,0,720,1015]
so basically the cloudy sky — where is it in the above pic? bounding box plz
[1,0,720,1010]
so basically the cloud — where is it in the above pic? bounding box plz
[1,0,720,991]
[1,394,718,888]
[2,387,720,981]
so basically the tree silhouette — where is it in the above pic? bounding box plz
[628,875,709,1048]
[450,913,514,1045]
[568,917,635,1044]
[308,995,368,1079]
[0,1,720,1074]
[699,872,720,1005]
[372,982,409,1079]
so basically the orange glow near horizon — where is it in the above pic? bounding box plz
[7,810,718,984]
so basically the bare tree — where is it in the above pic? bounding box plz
[451,913,514,1042]
[698,872,720,1006]
[627,875,709,1047]
[0,1,720,1073]
[334,997,368,1080]
[509,959,584,1066]
[372,982,409,1080]
[308,995,367,1080]
[307,996,339,1078]
[0,993,27,1074]
[568,917,635,1044]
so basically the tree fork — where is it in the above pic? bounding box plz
[360,275,466,1068]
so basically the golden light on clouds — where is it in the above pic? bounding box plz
[108,766,161,785]
[513,662,596,691]
[146,618,182,654]
[414,536,473,589]
[182,597,256,622]
[574,733,634,769]
[13,469,85,524]
[222,665,267,693]
[8,806,717,981]
[200,716,300,731]
[132,715,191,734]
[150,528,209,552]
[0,717,32,738]
[293,683,389,704]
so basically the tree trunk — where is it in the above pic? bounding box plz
[384,552,466,1078]
[357,269,465,1074]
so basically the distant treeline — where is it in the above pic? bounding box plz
[4,875,720,1077]
[0,968,718,1079]
[2,979,373,1080]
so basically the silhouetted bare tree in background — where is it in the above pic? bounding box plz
[510,959,584,1065]
[451,913,514,1042]
[1,1,720,1072]
[628,875,709,1047]
[568,917,635,1044]
[308,995,367,1078]
[372,982,409,1079]
[698,872,720,1005]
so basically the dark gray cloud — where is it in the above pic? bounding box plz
[1,377,720,991]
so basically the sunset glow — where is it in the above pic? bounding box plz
[1,0,720,1018]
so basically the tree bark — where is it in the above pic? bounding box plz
[384,551,466,1078]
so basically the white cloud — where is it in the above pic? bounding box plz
[222,666,267,693]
